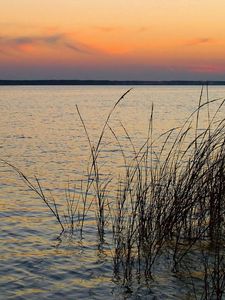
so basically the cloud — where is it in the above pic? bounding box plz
[137,26,150,33]
[0,33,94,55]
[187,64,225,74]
[95,25,150,34]
[185,38,214,46]
[94,26,120,32]
[0,48,7,55]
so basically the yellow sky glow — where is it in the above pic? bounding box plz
[1,0,225,79]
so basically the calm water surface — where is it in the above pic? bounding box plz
[1,85,225,299]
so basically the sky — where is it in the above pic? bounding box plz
[0,0,225,80]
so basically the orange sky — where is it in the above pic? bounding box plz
[1,0,225,80]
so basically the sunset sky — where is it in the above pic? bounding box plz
[1,0,225,80]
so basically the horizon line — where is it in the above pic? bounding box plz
[0,79,225,86]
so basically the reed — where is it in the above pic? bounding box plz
[109,89,225,298]
[3,86,225,298]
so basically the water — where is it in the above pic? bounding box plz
[1,85,225,299]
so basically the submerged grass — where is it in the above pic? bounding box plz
[2,85,225,299]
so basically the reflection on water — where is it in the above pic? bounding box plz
[1,85,225,299]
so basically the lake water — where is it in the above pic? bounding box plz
[1,85,225,299]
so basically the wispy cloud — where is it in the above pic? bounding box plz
[95,25,150,34]
[94,26,121,32]
[137,26,150,33]
[185,38,214,46]
[188,64,225,74]
[0,33,94,55]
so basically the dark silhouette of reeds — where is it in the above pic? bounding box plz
[2,86,225,298]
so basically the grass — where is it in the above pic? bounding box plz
[2,85,225,299]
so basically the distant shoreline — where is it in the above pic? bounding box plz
[1,80,225,86]
[0,80,225,86]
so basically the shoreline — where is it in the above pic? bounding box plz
[1,80,225,86]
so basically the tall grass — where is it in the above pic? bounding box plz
[2,86,225,298]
